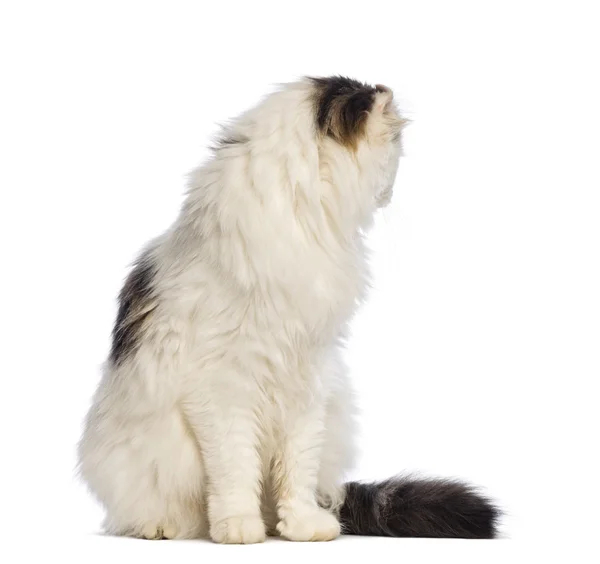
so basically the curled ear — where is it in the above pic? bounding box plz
[373,89,394,113]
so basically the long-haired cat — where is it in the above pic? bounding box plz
[78,76,499,543]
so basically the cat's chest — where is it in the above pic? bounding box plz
[272,249,368,337]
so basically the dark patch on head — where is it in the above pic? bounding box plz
[309,75,379,148]
[110,253,158,366]
[340,476,500,539]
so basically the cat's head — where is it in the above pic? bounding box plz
[309,75,407,208]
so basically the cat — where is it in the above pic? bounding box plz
[78,76,499,543]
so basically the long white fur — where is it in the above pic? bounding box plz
[78,78,404,543]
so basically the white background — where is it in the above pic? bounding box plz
[1,1,598,562]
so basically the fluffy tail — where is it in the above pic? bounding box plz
[339,476,500,538]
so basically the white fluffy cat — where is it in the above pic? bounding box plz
[78,76,498,543]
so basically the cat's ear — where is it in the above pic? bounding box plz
[374,85,411,132]
[374,84,394,113]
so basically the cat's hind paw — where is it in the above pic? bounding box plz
[140,523,178,539]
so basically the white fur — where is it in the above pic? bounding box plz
[78,79,404,543]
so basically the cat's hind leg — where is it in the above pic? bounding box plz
[79,405,207,540]
[316,359,357,515]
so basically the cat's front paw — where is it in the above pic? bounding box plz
[210,515,266,544]
[277,506,341,542]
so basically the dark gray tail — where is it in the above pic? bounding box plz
[339,476,500,539]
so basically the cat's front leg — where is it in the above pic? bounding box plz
[272,402,341,542]
[183,371,266,544]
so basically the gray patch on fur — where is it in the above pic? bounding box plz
[110,253,158,366]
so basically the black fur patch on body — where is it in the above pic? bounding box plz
[340,477,500,539]
[110,253,158,366]
[309,75,379,148]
